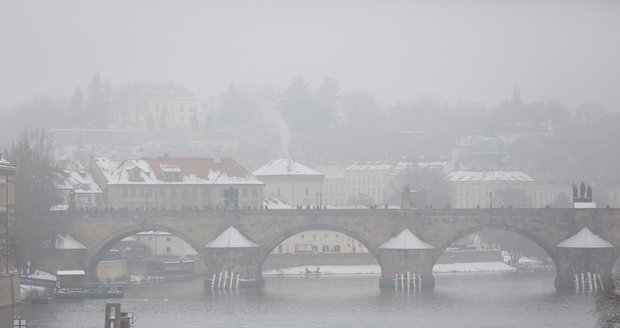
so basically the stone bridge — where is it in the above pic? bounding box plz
[45,209,620,289]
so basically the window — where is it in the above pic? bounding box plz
[159,189,166,198]
[300,234,304,239]
[305,186,310,196]
[333,245,341,253]
[295,244,313,253]
[277,186,281,197]
[165,247,171,253]
[278,245,283,253]
[166,237,171,242]
[322,245,330,253]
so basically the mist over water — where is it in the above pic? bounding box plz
[12,273,596,328]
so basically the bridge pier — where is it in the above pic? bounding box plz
[554,247,617,289]
[378,249,435,289]
[202,248,264,287]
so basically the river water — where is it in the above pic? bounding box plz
[7,271,599,328]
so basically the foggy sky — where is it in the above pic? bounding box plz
[1,0,619,111]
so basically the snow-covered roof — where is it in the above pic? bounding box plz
[50,204,70,211]
[379,229,435,250]
[446,170,535,183]
[556,227,614,248]
[0,156,16,171]
[205,227,259,248]
[263,196,293,209]
[93,157,262,185]
[253,158,323,177]
[54,234,87,250]
[57,270,85,276]
[117,81,198,101]
[56,170,103,194]
[346,162,393,171]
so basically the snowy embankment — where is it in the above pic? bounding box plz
[262,262,516,276]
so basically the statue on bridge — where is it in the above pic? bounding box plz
[573,181,594,206]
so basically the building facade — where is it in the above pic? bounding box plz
[108,81,200,130]
[273,230,368,254]
[345,162,392,205]
[89,156,264,210]
[446,170,536,208]
[0,157,17,271]
[0,156,19,310]
[253,159,324,207]
[132,231,198,260]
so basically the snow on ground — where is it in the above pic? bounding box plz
[433,262,516,273]
[22,269,56,281]
[263,262,516,276]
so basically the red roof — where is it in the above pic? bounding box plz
[144,157,250,182]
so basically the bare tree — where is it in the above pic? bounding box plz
[6,129,59,273]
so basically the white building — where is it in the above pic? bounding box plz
[133,231,198,260]
[253,159,324,207]
[446,170,536,208]
[345,162,393,205]
[109,81,200,130]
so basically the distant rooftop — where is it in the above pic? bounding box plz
[253,158,323,177]
[346,162,393,171]
[93,157,262,185]
[117,81,198,100]
[0,155,16,171]
[446,170,534,183]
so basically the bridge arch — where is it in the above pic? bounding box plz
[87,223,205,281]
[433,223,559,272]
[259,223,380,271]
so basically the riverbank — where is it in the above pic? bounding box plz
[262,261,517,276]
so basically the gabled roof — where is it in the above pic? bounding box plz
[57,170,103,194]
[253,158,322,177]
[556,227,614,248]
[205,227,259,248]
[379,229,434,250]
[43,234,87,250]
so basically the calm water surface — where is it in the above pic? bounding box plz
[9,271,599,327]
